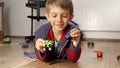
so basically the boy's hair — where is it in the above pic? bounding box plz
[45,0,73,14]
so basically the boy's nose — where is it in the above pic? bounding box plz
[57,16,62,22]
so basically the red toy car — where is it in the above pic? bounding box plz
[22,43,29,48]
[94,51,103,57]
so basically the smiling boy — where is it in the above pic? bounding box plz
[35,0,82,62]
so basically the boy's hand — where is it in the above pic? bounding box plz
[70,28,80,48]
[35,38,46,53]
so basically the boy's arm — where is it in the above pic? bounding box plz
[63,30,82,62]
[66,43,81,62]
[34,22,51,61]
[35,48,50,62]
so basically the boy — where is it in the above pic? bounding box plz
[35,0,82,63]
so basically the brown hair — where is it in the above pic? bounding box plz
[45,0,73,14]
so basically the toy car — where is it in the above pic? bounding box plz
[65,32,71,40]
[87,41,95,47]
[22,43,29,48]
[94,51,103,57]
[43,40,55,51]
[3,37,11,44]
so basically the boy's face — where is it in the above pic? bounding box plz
[46,5,74,32]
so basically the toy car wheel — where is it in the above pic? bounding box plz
[92,42,94,46]
[43,47,46,51]
[117,56,120,60]
[87,42,90,46]
[48,47,52,51]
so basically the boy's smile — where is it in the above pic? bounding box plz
[46,5,74,32]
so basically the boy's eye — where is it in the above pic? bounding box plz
[62,14,68,18]
[52,15,56,17]
[62,15,67,18]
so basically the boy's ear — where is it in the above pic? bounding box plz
[45,13,50,21]
[70,14,74,20]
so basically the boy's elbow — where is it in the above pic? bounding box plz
[69,58,79,63]
[67,52,81,63]
[66,47,81,63]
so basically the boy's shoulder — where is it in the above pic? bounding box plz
[34,21,51,39]
[36,21,51,30]
[40,21,51,27]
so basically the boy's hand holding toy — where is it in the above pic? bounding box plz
[35,39,55,53]
[70,28,80,48]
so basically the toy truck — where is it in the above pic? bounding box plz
[43,40,55,51]
[94,51,103,57]
[87,41,95,47]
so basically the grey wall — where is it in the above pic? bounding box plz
[1,0,120,39]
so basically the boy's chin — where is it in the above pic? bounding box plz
[55,28,64,32]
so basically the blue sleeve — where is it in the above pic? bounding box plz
[34,22,51,39]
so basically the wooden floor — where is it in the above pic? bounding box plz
[0,38,120,68]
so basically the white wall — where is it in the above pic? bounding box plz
[1,0,120,39]
[1,0,46,36]
[1,0,31,36]
[73,0,120,39]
